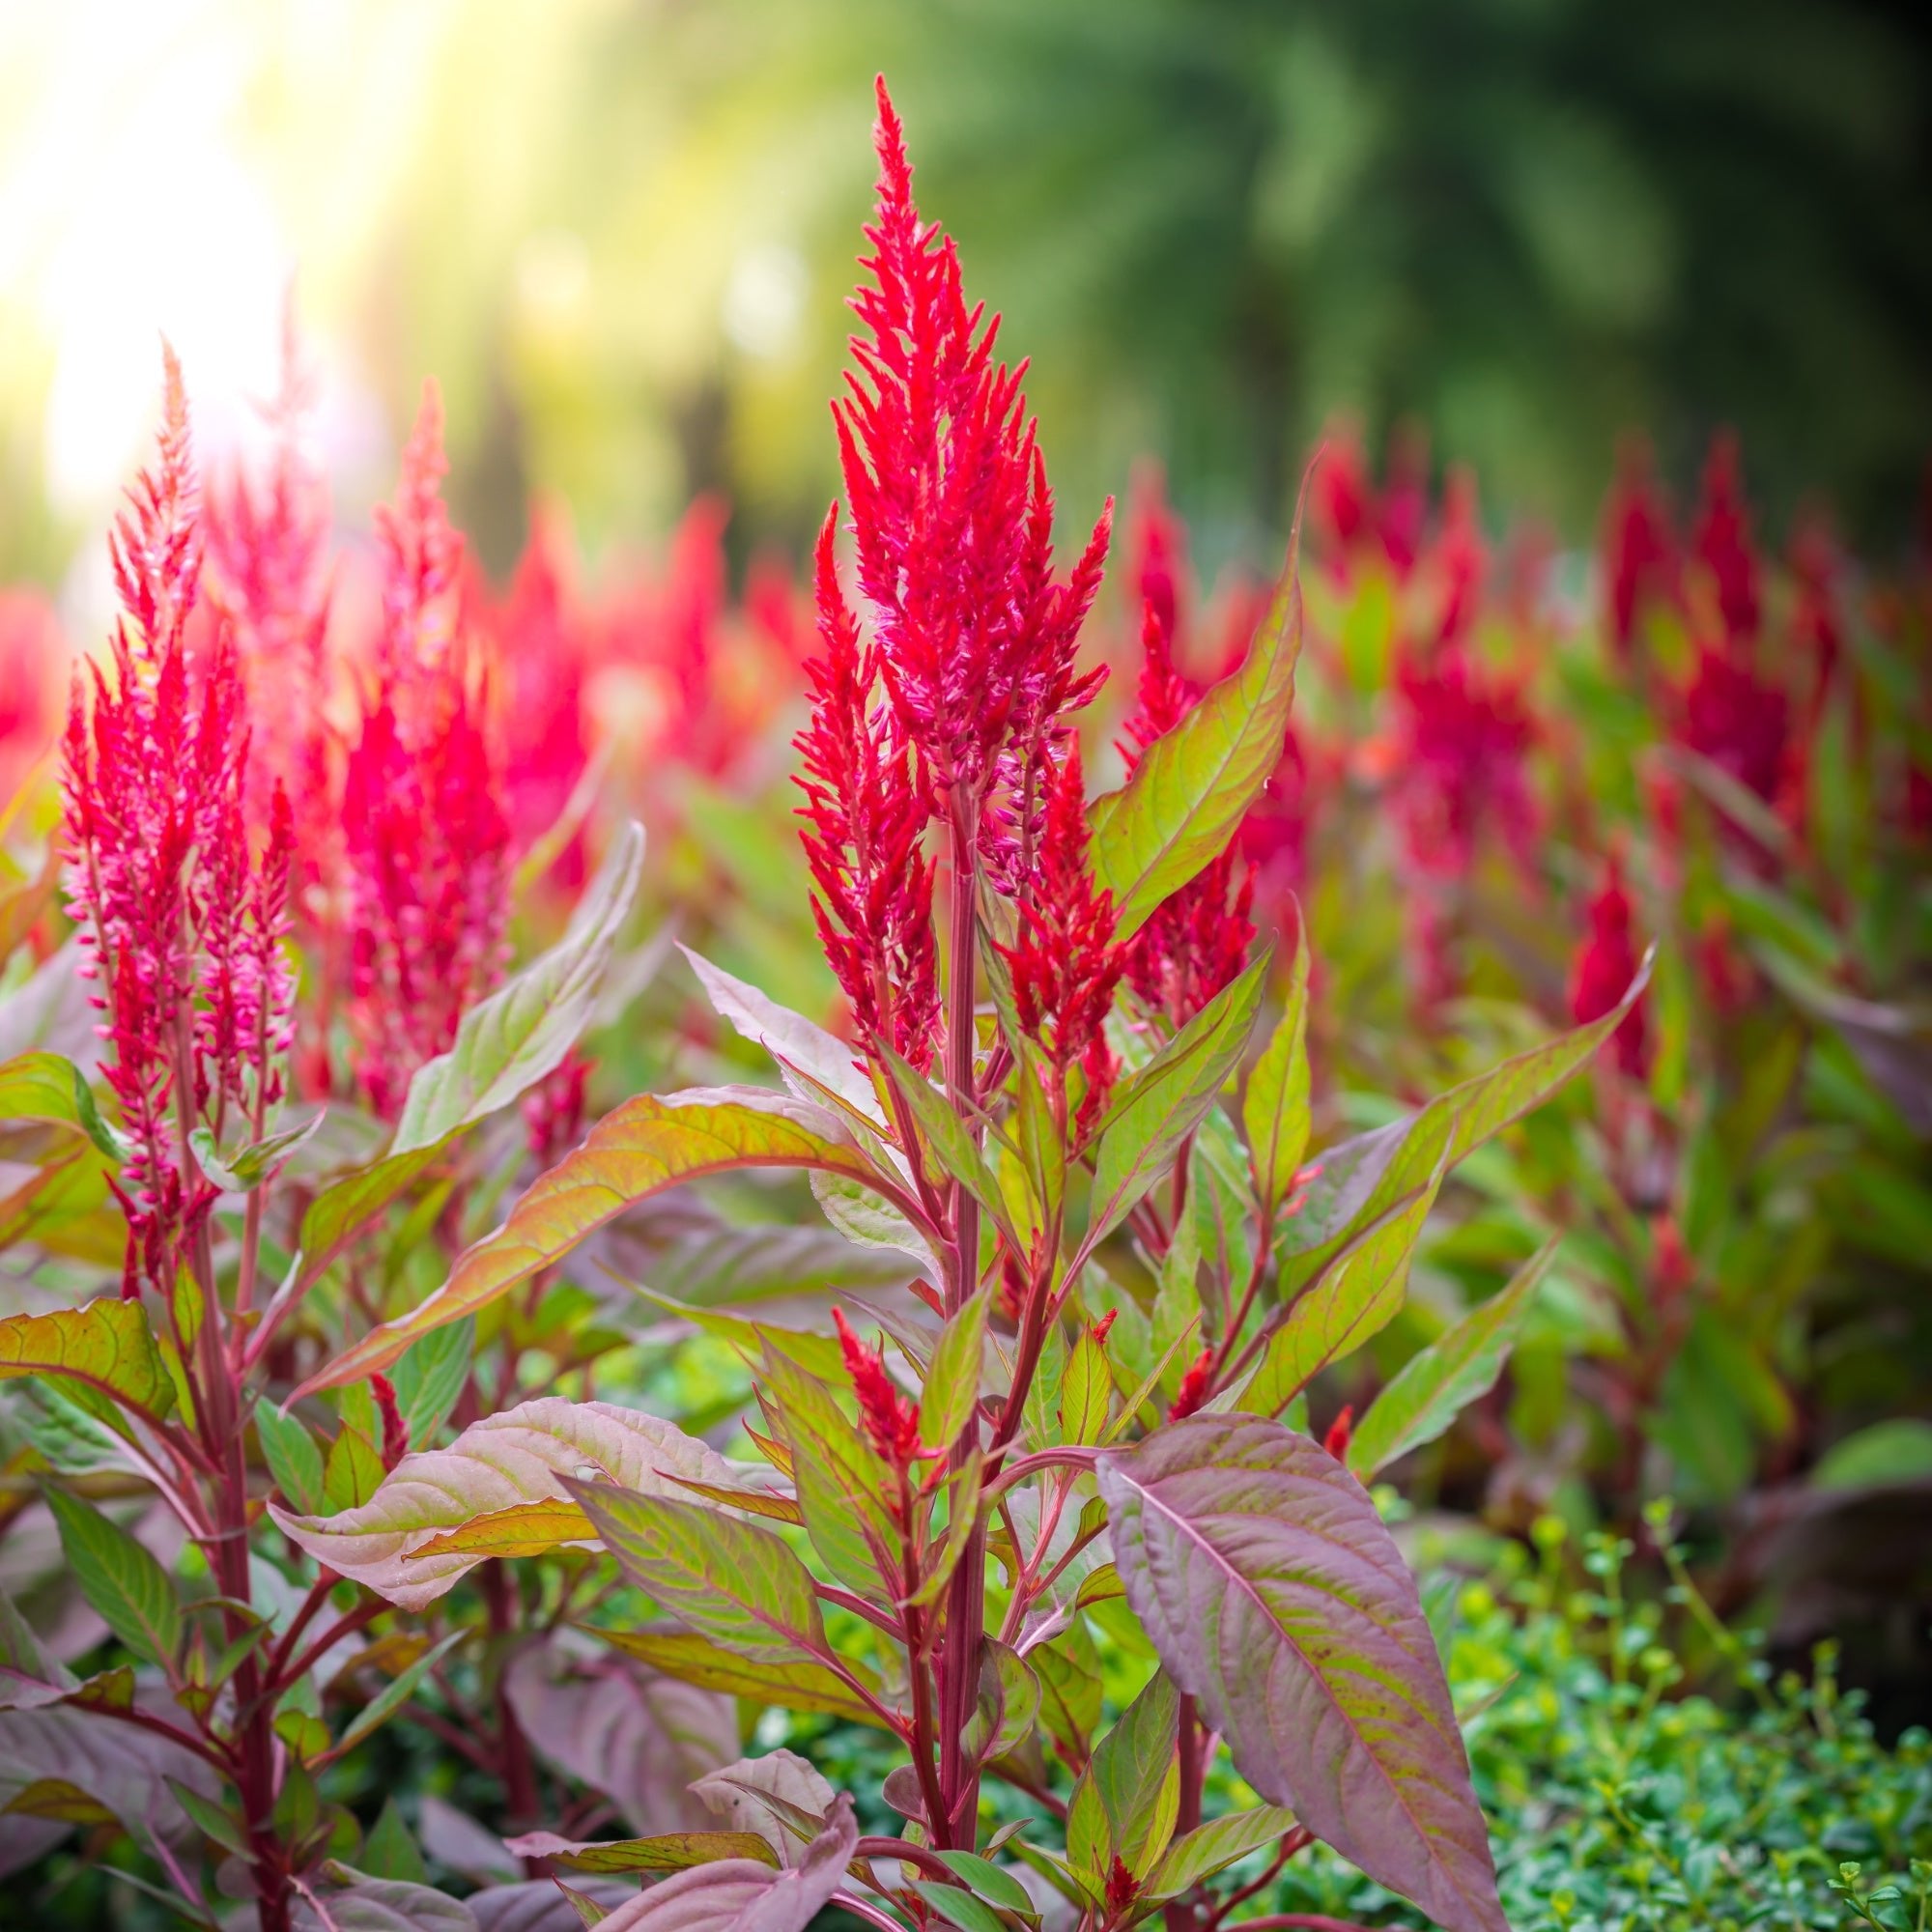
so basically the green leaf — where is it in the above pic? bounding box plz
[1098,1415,1505,1932]
[1090,519,1304,941]
[1348,1240,1556,1479]
[920,1289,989,1451]
[1066,1669,1179,1883]
[392,823,644,1154]
[569,1478,830,1667]
[388,1316,474,1447]
[254,1396,327,1515]
[1813,1418,1932,1492]
[913,1880,1012,1932]
[1088,952,1270,1242]
[1033,1618,1104,1760]
[881,1043,1024,1247]
[43,1487,181,1671]
[756,1348,900,1598]
[0,1299,175,1420]
[1280,961,1651,1291]
[361,1797,430,1885]
[1143,1804,1301,1900]
[166,1776,250,1858]
[1239,1148,1452,1416]
[188,1111,325,1192]
[0,1050,119,1162]
[324,1423,386,1512]
[327,1629,466,1759]
[297,1086,898,1394]
[298,1137,452,1285]
[271,1396,761,1611]
[594,1626,889,1728]
[938,1851,1037,1917]
[1061,1330,1114,1447]
[1243,919,1312,1219]
[507,1828,780,1872]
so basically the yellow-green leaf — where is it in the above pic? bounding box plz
[296,1087,897,1395]
[0,1300,174,1421]
[1089,518,1303,941]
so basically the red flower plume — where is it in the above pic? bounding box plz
[834,77,1110,826]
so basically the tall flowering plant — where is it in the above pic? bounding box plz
[0,353,650,1930]
[293,85,1644,1932]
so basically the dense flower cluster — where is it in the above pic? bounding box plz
[999,740,1127,1134]
[834,1306,923,1468]
[60,349,296,1292]
[798,77,1118,1073]
[341,388,511,1117]
[1570,847,1650,1080]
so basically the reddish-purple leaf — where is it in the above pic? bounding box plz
[1096,1415,1505,1932]
[587,1794,856,1932]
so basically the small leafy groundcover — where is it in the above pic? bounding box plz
[793,1521,1931,1932]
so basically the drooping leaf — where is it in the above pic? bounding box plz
[393,824,644,1155]
[581,1795,856,1932]
[1280,961,1651,1289]
[291,1869,479,1931]
[911,1880,1010,1932]
[468,1882,636,1932]
[1348,1240,1556,1479]
[504,1636,737,1836]
[0,1051,120,1163]
[0,1698,214,1846]
[607,1205,910,1310]
[270,1398,760,1610]
[1065,1668,1179,1883]
[0,1300,175,1421]
[568,1478,829,1668]
[43,1488,181,1671]
[505,1830,777,1872]
[1242,920,1312,1219]
[1088,952,1270,1242]
[689,1749,836,1861]
[1237,1150,1452,1416]
[298,1087,900,1393]
[680,946,883,1125]
[810,1168,939,1275]
[1090,520,1303,942]
[1097,1415,1506,1932]
[593,1626,888,1728]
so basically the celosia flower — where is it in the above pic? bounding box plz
[833,77,1110,836]
[522,1046,593,1167]
[1321,1405,1354,1462]
[1570,848,1649,1080]
[1690,434,1760,649]
[795,515,941,1068]
[833,1307,924,1468]
[341,386,510,1116]
[999,741,1128,1134]
[1600,438,1678,661]
[372,1372,410,1471]
[1167,1346,1214,1422]
[203,306,332,849]
[63,350,295,1291]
